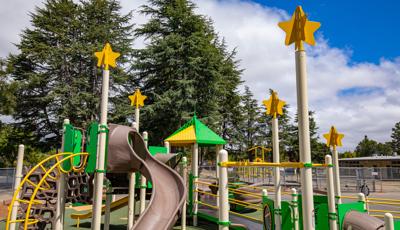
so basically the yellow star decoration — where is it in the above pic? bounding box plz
[278,6,321,51]
[262,91,286,119]
[323,126,344,147]
[94,43,120,70]
[128,89,147,108]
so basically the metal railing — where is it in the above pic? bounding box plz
[198,165,400,193]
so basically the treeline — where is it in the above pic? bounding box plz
[341,122,400,158]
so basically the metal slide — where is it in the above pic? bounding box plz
[107,124,186,230]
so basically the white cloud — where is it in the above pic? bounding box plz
[1,0,400,151]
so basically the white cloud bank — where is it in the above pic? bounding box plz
[2,0,400,151]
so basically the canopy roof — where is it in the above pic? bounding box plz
[165,115,226,146]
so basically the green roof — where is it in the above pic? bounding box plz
[165,115,226,146]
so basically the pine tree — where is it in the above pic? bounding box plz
[391,122,400,155]
[239,86,261,160]
[290,111,329,162]
[134,0,242,144]
[6,0,135,149]
[355,135,379,157]
[0,58,16,115]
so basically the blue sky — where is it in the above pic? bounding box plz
[252,0,399,63]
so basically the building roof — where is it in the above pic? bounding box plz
[165,115,226,146]
[339,155,400,161]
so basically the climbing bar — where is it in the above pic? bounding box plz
[219,161,330,168]
[195,189,219,198]
[6,152,89,230]
[8,219,39,225]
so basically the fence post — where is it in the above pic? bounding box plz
[325,155,338,230]
[291,188,299,230]
[9,144,25,230]
[384,213,394,230]
[181,157,187,230]
[218,149,229,230]
[139,131,148,214]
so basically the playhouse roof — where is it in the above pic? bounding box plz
[165,115,226,146]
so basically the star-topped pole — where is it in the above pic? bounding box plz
[92,43,119,230]
[129,89,147,109]
[128,89,147,132]
[323,126,344,148]
[94,42,120,70]
[263,91,286,119]
[323,126,344,204]
[278,6,320,230]
[263,90,286,230]
[278,6,321,51]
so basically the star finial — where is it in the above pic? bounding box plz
[278,6,321,51]
[262,91,286,118]
[128,89,147,108]
[94,43,120,70]
[323,126,344,147]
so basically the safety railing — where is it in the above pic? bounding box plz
[6,152,88,230]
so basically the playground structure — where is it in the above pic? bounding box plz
[3,5,400,230]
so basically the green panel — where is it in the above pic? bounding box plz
[394,220,400,229]
[135,172,153,189]
[315,203,329,230]
[148,146,167,156]
[281,201,294,230]
[314,195,329,230]
[337,201,365,230]
[85,122,99,173]
[63,124,83,170]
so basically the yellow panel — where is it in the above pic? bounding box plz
[165,125,196,145]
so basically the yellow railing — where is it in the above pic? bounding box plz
[6,152,88,230]
[220,161,329,168]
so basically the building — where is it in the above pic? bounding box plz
[339,155,400,168]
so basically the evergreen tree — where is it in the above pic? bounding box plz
[0,58,16,115]
[134,0,242,144]
[290,111,329,162]
[257,89,294,161]
[240,86,261,158]
[355,135,379,157]
[391,121,400,155]
[6,0,135,149]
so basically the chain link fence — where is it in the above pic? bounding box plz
[0,168,15,192]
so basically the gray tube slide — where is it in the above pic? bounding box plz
[106,124,186,230]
